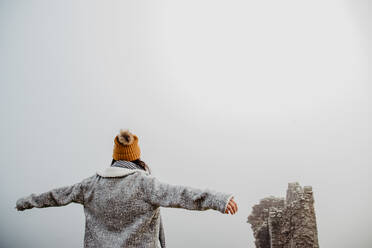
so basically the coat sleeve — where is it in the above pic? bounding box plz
[140,174,234,214]
[15,182,85,211]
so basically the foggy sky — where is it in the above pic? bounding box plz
[1,0,371,247]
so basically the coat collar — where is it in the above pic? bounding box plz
[96,166,150,178]
[97,160,150,178]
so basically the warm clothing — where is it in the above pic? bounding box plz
[111,160,166,248]
[112,129,141,161]
[113,160,145,170]
[15,161,234,248]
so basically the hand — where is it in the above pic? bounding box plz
[15,198,28,211]
[15,205,25,211]
[225,197,238,215]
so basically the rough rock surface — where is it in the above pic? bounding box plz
[247,183,319,248]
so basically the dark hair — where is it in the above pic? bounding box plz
[111,158,152,175]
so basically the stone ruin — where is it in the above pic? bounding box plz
[247,182,319,248]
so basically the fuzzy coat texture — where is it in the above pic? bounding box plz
[110,160,166,247]
[15,161,234,248]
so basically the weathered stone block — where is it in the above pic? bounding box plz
[247,183,319,248]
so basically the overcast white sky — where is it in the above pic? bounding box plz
[1,0,371,247]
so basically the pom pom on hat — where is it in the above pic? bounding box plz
[118,129,135,145]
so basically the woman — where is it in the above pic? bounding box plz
[15,129,238,248]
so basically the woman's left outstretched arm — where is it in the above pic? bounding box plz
[15,182,85,211]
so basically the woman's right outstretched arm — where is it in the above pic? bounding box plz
[140,173,237,215]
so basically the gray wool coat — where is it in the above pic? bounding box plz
[15,163,234,248]
[109,160,167,247]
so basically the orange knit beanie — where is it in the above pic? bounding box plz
[112,129,141,161]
